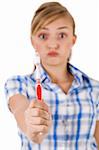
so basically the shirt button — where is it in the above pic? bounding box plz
[62,120,67,126]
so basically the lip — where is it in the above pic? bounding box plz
[47,51,58,57]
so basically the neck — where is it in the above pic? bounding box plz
[41,63,71,84]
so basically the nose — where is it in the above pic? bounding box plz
[47,38,59,50]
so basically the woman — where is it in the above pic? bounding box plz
[4,2,99,150]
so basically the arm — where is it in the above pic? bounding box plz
[94,121,99,148]
[9,94,52,144]
[9,94,29,133]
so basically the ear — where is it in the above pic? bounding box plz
[72,35,77,45]
[31,36,39,53]
[31,35,35,48]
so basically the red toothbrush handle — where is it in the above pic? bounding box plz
[36,83,42,101]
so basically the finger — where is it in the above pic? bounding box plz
[29,124,48,134]
[29,100,50,113]
[29,117,50,126]
[30,108,50,120]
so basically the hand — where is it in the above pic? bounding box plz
[24,100,52,143]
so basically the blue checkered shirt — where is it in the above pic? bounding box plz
[4,63,99,150]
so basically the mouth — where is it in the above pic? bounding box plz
[47,51,59,57]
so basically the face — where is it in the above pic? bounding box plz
[31,17,76,67]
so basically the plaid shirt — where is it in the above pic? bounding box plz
[4,63,99,150]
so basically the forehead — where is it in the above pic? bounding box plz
[40,17,73,31]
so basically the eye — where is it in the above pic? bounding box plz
[58,33,67,39]
[38,33,48,40]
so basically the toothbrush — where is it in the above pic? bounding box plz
[35,52,44,135]
[35,52,42,101]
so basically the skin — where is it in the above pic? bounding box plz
[32,17,76,92]
[9,17,99,146]
[94,122,99,148]
[32,17,76,79]
[32,17,99,146]
[9,94,52,144]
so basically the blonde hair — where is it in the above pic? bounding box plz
[31,2,75,35]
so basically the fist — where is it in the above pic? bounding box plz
[24,100,52,143]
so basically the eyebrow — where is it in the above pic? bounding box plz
[41,26,68,30]
[57,26,68,30]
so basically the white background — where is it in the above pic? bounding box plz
[0,0,99,149]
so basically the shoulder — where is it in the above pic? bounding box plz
[78,67,99,98]
[88,77,99,98]
[5,73,35,85]
[71,64,99,87]
[4,73,36,91]
[4,73,36,100]
[81,72,99,92]
[4,75,27,87]
[69,63,99,95]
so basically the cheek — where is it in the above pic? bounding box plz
[66,41,73,49]
[34,43,46,58]
[62,43,71,51]
[63,37,74,49]
[61,38,72,49]
[34,43,43,53]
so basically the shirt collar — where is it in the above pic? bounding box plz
[32,64,51,83]
[68,63,89,93]
[32,63,87,92]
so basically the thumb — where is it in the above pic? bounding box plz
[29,100,35,108]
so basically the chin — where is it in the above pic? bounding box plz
[42,57,65,66]
[46,61,61,66]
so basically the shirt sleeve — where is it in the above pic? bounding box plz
[4,75,27,105]
[96,95,99,121]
